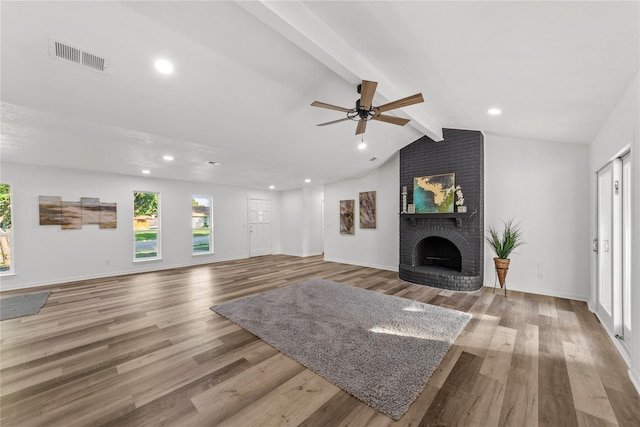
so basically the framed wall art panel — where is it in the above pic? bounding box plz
[359,191,376,229]
[340,199,355,235]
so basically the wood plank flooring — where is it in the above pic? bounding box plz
[1,255,639,426]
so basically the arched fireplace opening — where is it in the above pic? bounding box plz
[413,236,462,272]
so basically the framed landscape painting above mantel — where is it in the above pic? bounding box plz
[413,173,455,213]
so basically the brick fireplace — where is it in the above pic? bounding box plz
[399,129,484,291]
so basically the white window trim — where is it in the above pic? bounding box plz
[192,194,213,255]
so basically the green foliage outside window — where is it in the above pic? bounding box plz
[134,192,158,217]
[0,184,12,272]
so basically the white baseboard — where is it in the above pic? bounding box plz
[0,254,249,292]
[629,368,640,395]
[302,251,324,257]
[322,257,398,272]
[591,311,632,368]
[277,251,324,258]
[481,284,589,302]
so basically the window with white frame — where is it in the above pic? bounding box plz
[0,183,13,274]
[192,195,213,254]
[133,191,160,260]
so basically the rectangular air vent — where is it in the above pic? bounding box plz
[49,37,109,72]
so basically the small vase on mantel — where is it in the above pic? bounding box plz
[457,205,467,213]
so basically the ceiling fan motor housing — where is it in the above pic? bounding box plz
[355,99,372,119]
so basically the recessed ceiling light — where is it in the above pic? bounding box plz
[154,59,174,74]
[163,155,174,161]
[304,179,311,183]
[358,142,367,150]
[142,169,151,174]
[488,108,502,115]
[269,185,275,190]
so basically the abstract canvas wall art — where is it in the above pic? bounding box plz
[340,199,355,235]
[359,191,376,229]
[61,201,82,230]
[413,173,455,213]
[39,196,117,229]
[99,203,117,229]
[39,196,62,225]
[81,197,101,225]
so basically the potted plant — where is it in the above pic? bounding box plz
[486,218,525,293]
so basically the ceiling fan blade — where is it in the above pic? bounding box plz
[373,114,411,126]
[376,93,424,112]
[317,117,351,127]
[359,80,378,110]
[311,101,353,113]
[355,119,367,135]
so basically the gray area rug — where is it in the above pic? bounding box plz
[211,278,471,420]
[0,291,51,321]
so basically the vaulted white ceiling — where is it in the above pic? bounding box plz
[1,1,638,190]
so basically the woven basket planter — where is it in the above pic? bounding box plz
[493,257,511,288]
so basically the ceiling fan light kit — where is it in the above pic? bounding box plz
[311,80,424,135]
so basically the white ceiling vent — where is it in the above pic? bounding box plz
[48,37,109,72]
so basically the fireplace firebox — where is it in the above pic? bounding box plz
[414,236,462,271]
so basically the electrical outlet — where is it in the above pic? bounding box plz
[537,262,543,279]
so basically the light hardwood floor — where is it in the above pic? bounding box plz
[1,255,639,426]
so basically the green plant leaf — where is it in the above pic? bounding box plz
[486,218,525,259]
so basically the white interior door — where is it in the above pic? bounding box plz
[621,153,632,347]
[597,163,615,331]
[596,157,627,344]
[249,199,272,257]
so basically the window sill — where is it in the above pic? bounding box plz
[133,257,162,263]
[192,252,214,257]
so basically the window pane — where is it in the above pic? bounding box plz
[0,183,12,273]
[134,192,159,260]
[135,230,158,258]
[193,229,210,253]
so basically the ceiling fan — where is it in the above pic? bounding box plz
[311,80,424,135]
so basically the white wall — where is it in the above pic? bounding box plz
[632,81,640,394]
[484,135,591,300]
[280,189,304,256]
[280,186,324,257]
[0,163,280,290]
[588,73,639,392]
[323,153,399,271]
[302,185,324,257]
[589,73,639,308]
